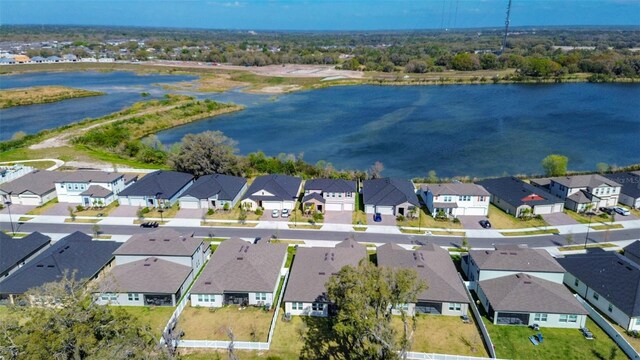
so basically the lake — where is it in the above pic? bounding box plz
[155,83,640,178]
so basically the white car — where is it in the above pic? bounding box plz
[281,209,290,218]
[614,206,630,216]
[271,209,280,218]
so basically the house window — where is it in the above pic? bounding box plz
[608,304,613,313]
[444,196,452,202]
[574,278,579,287]
[534,313,548,322]
[635,318,640,326]
[478,196,486,202]
[338,193,342,198]
[256,293,267,301]
[312,303,323,311]
[198,294,214,302]
[346,192,352,198]
[460,196,470,201]
[101,293,117,301]
[67,184,73,190]
[568,315,578,323]
[292,302,303,310]
[128,293,139,301]
[448,303,461,311]
[593,292,599,300]
[559,315,568,322]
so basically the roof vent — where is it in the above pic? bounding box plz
[37,264,44,267]
[163,239,170,242]
[149,239,156,242]
[509,252,517,255]
[417,265,424,268]
[500,252,507,255]
[205,281,212,285]
[524,281,531,284]
[237,257,243,260]
[47,265,54,268]
[64,246,70,250]
[319,272,326,275]
[245,247,248,253]
[153,258,158,262]
[144,263,151,267]
[58,249,65,254]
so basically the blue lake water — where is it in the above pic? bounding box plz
[1,71,638,178]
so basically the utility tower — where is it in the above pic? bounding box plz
[500,0,513,54]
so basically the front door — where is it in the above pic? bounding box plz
[83,197,91,206]
[317,205,323,212]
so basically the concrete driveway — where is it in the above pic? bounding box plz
[110,205,141,217]
[43,202,76,216]
[370,213,396,226]
[260,210,289,222]
[176,208,206,219]
[458,216,487,230]
[324,211,352,225]
[0,204,36,215]
[616,212,639,222]
[542,212,578,226]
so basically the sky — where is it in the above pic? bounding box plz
[1,0,639,31]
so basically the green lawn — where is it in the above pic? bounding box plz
[179,304,274,341]
[118,306,175,337]
[500,229,560,236]
[485,318,626,360]
[565,210,613,225]
[486,204,549,229]
[25,198,58,215]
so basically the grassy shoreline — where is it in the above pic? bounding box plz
[0,85,104,109]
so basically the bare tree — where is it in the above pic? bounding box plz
[369,161,384,179]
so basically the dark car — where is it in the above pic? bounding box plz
[140,221,159,228]
[479,219,492,229]
[373,213,382,222]
[600,207,614,215]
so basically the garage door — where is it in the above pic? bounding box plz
[127,197,147,207]
[376,206,394,215]
[262,202,282,210]
[552,203,564,213]
[533,205,553,215]
[20,196,42,206]
[343,203,354,211]
[326,203,342,211]
[463,207,486,216]
[179,199,200,209]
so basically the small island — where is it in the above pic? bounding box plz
[0,85,105,109]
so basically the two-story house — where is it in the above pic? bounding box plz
[531,174,622,212]
[54,170,137,206]
[603,172,640,210]
[420,183,490,218]
[302,179,357,213]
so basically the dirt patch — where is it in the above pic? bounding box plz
[253,85,302,94]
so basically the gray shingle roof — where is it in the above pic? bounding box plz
[377,243,469,304]
[182,174,246,201]
[56,170,124,184]
[476,177,562,208]
[362,178,419,207]
[0,232,120,295]
[118,170,193,198]
[191,238,287,294]
[305,179,357,193]
[0,170,66,196]
[549,174,621,189]
[604,172,640,199]
[242,174,301,202]
[302,192,325,204]
[0,232,51,277]
[479,273,587,314]
[421,183,490,197]
[624,241,640,263]
[113,229,200,257]
[98,257,192,294]
[566,189,596,204]
[283,239,366,303]
[80,185,113,198]
[558,251,640,317]
[469,245,565,273]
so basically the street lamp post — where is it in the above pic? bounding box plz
[584,212,594,249]
[156,192,164,224]
[5,200,15,236]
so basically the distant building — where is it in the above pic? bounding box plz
[0,232,51,281]
[0,165,34,184]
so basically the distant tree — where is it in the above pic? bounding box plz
[170,131,241,176]
[300,260,425,360]
[596,162,610,174]
[11,131,26,141]
[369,161,385,179]
[541,154,569,176]
[427,170,438,183]
[451,53,480,71]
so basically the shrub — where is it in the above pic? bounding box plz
[599,213,609,219]
[141,207,150,214]
[75,205,85,212]
[207,208,215,216]
[313,212,324,222]
[396,215,405,222]
[255,207,264,216]
[453,217,461,224]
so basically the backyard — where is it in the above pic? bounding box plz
[179,304,274,342]
[119,306,175,337]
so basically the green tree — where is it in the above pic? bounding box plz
[451,53,480,71]
[426,170,438,183]
[67,206,76,222]
[301,260,426,360]
[170,131,241,176]
[92,223,101,238]
[541,154,569,176]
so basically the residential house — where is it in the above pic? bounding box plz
[118,170,194,208]
[302,179,357,213]
[0,165,33,184]
[95,257,192,307]
[624,241,640,265]
[559,250,640,331]
[477,273,587,328]
[112,228,209,273]
[377,243,469,316]
[284,239,366,317]
[531,174,622,212]
[420,183,491,218]
[362,178,419,216]
[0,232,51,281]
[31,56,45,63]
[54,170,137,206]
[476,177,564,217]
[190,238,287,308]
[0,231,121,304]
[0,170,67,205]
[603,172,640,209]
[240,174,302,211]
[178,174,247,210]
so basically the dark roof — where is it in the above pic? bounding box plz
[624,241,640,263]
[191,238,287,294]
[421,183,490,197]
[549,174,621,189]
[302,192,325,204]
[55,170,124,184]
[0,170,66,196]
[305,179,357,193]
[98,257,192,294]
[377,243,469,304]
[479,273,587,315]
[113,229,200,257]
[469,245,565,273]
[475,177,562,208]
[566,189,596,204]
[118,170,193,198]
[0,232,51,277]
[80,185,113,198]
[242,174,301,202]
[362,178,419,207]
[529,178,552,188]
[0,232,120,295]
[181,174,246,201]
[558,251,640,317]
[604,173,640,199]
[284,239,366,303]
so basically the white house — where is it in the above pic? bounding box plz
[54,171,136,206]
[420,183,490,217]
[0,165,34,184]
[240,174,302,211]
[531,174,622,212]
[178,174,247,210]
[190,238,287,308]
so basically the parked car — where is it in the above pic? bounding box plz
[373,213,382,222]
[479,219,492,229]
[614,206,630,216]
[271,209,280,218]
[140,221,159,228]
[600,207,615,215]
[281,209,290,218]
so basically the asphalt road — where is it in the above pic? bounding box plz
[3,221,639,248]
